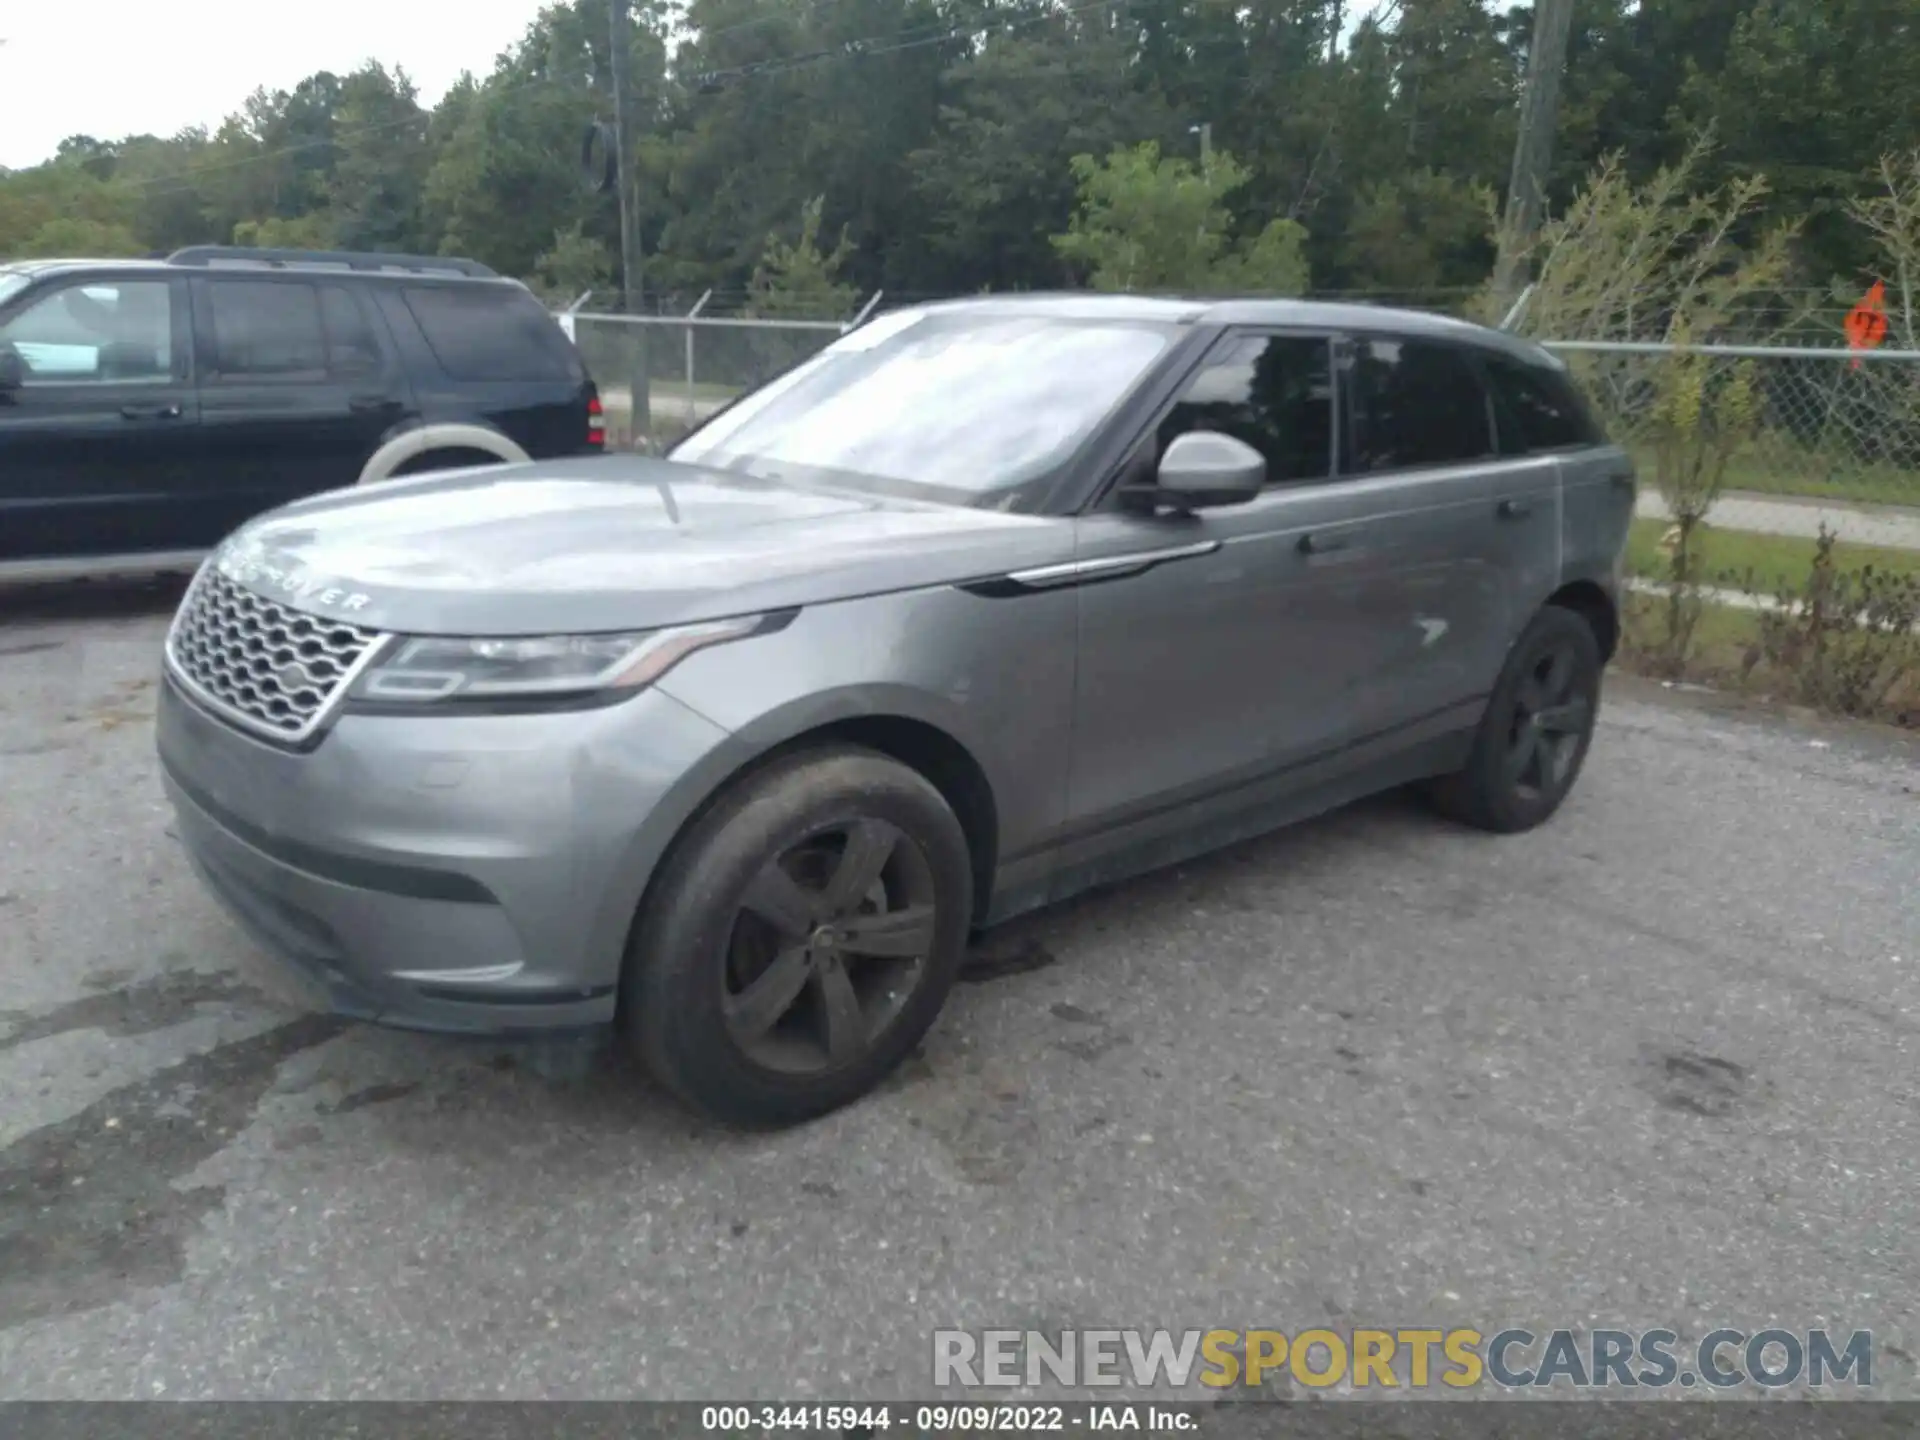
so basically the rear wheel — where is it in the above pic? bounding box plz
[621,746,973,1127]
[1426,604,1602,834]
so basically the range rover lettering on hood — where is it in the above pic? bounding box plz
[216,549,373,613]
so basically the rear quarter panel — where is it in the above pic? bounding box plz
[1558,441,1637,600]
[370,286,592,460]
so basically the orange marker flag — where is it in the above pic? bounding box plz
[1846,280,1889,369]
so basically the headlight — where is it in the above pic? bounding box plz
[350,615,770,704]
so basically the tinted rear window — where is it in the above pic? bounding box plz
[401,284,581,384]
[1345,338,1494,472]
[208,279,327,378]
[1483,353,1603,453]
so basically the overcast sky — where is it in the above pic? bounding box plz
[0,0,1393,171]
[0,0,541,169]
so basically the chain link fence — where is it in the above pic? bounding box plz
[568,312,848,449]
[562,301,1920,508]
[1545,342,1920,507]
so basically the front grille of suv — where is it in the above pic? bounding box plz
[166,567,383,742]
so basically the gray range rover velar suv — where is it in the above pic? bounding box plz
[156,295,1634,1126]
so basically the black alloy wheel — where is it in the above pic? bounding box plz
[623,746,974,1127]
[722,818,939,1075]
[1503,638,1592,804]
[1427,604,1603,834]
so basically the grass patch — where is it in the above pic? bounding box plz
[1623,518,1920,590]
[1625,443,1920,508]
[1619,590,1920,726]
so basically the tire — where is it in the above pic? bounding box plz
[384,447,509,480]
[621,745,975,1127]
[1425,604,1603,834]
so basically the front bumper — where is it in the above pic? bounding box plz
[157,672,734,1036]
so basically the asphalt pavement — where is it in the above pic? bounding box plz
[1,584,1917,1402]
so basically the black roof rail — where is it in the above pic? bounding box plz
[165,246,497,278]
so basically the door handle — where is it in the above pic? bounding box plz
[1298,531,1351,555]
[1497,498,1533,519]
[349,394,401,412]
[120,402,182,420]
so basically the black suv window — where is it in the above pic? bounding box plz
[401,285,579,383]
[1158,333,1334,484]
[208,280,327,379]
[1345,337,1493,473]
[1483,353,1600,454]
[319,285,384,378]
[0,280,175,384]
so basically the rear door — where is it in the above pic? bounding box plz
[1333,333,1561,728]
[189,276,412,539]
[1480,349,1635,594]
[380,282,592,458]
[0,273,202,563]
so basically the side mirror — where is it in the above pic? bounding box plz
[1153,431,1266,509]
[0,348,24,393]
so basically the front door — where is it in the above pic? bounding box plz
[1062,329,1404,872]
[0,275,202,563]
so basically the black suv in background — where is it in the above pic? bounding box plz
[0,246,605,582]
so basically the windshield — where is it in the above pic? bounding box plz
[669,311,1178,507]
[0,270,29,308]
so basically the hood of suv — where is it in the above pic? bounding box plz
[211,455,1070,636]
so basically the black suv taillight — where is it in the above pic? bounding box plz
[586,393,606,446]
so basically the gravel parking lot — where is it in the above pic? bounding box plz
[1,583,1917,1402]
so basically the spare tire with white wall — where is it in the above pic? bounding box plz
[356,424,530,485]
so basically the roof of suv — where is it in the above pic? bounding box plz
[903,291,1559,365]
[1,248,509,286]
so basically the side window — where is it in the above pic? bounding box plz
[401,285,579,383]
[0,281,174,385]
[207,280,326,380]
[1483,353,1600,453]
[1156,333,1334,485]
[1345,338,1493,473]
[319,286,384,379]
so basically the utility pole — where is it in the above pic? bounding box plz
[1493,0,1576,311]
[609,0,650,442]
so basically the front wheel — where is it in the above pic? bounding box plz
[1426,604,1603,834]
[621,746,974,1127]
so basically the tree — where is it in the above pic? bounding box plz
[532,221,615,305]
[747,195,858,318]
[1051,141,1310,295]
[907,7,1180,292]
[4,0,1920,323]
[327,64,432,254]
[1500,135,1796,666]
[741,195,859,387]
[1341,169,1497,297]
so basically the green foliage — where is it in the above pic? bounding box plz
[1341,170,1497,297]
[1052,142,1309,295]
[232,214,336,249]
[747,195,858,319]
[0,0,1917,313]
[1499,133,1795,514]
[1750,527,1920,719]
[531,222,615,305]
